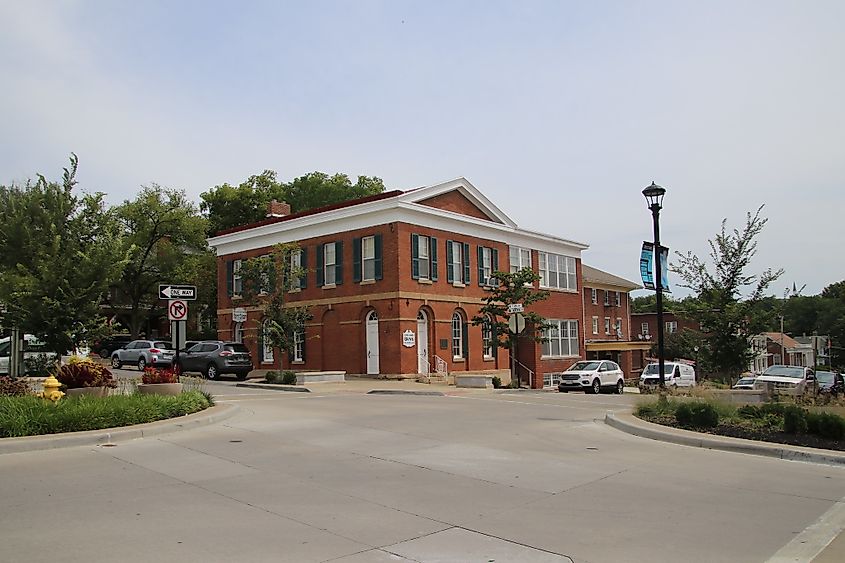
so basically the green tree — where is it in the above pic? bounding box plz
[470,268,550,386]
[200,170,386,235]
[0,155,126,355]
[199,170,285,235]
[112,185,208,339]
[818,281,845,369]
[170,249,218,339]
[673,206,783,383]
[238,243,312,355]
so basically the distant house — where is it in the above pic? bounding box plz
[754,332,814,371]
[630,311,701,342]
[793,335,831,367]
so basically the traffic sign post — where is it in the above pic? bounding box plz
[508,312,526,388]
[159,285,197,300]
[168,299,188,368]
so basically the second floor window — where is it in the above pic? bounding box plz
[615,291,622,306]
[412,234,438,281]
[447,240,470,285]
[354,235,383,282]
[509,246,531,273]
[233,259,243,296]
[605,317,611,335]
[592,317,599,335]
[591,288,597,304]
[641,322,649,336]
[604,290,610,305]
[666,321,678,334]
[289,249,306,290]
[478,246,498,286]
[539,252,577,290]
[317,242,343,287]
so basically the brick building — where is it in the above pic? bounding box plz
[631,311,701,342]
[580,265,650,378]
[207,178,588,388]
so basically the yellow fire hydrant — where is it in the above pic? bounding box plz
[41,375,65,402]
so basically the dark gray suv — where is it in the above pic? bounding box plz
[175,341,253,380]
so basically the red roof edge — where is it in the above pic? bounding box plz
[211,189,406,238]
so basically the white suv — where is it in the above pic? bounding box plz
[557,360,625,394]
[111,340,175,370]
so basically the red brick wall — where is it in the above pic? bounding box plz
[583,286,631,341]
[416,191,493,221]
[631,312,700,341]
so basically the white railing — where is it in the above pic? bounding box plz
[434,355,448,376]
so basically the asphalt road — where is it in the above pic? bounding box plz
[2,381,844,562]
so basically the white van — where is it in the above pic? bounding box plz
[0,335,59,375]
[639,361,696,389]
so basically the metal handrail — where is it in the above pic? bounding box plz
[434,355,448,376]
[512,357,535,387]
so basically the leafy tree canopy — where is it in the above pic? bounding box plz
[470,268,550,350]
[200,170,386,235]
[0,155,126,354]
[673,206,783,381]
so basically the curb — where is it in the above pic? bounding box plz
[366,389,445,396]
[605,412,845,467]
[236,383,310,393]
[0,403,240,455]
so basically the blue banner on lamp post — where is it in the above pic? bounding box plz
[640,242,670,292]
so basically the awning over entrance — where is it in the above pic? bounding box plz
[586,341,652,353]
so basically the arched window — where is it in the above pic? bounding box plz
[451,312,463,360]
[482,315,494,358]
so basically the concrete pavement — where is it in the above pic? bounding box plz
[2,380,844,562]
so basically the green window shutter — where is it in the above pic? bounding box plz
[316,244,324,287]
[446,240,454,283]
[430,237,438,280]
[462,318,468,358]
[462,243,470,284]
[335,241,344,285]
[477,246,484,286]
[300,328,306,362]
[491,248,499,285]
[226,260,234,296]
[258,322,264,362]
[374,234,383,280]
[299,247,308,289]
[353,237,362,282]
[411,234,420,279]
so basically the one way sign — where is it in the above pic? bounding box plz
[159,284,197,300]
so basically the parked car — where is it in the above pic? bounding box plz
[816,370,844,396]
[111,340,175,370]
[0,334,58,375]
[174,341,253,380]
[732,376,757,390]
[557,360,625,394]
[754,365,815,394]
[639,362,696,389]
[91,335,132,359]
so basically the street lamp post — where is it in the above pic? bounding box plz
[643,182,667,388]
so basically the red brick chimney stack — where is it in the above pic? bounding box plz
[267,199,291,218]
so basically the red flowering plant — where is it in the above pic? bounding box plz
[55,359,117,389]
[142,367,179,384]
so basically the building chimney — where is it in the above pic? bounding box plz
[266,199,291,218]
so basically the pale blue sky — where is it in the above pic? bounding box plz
[1,1,843,296]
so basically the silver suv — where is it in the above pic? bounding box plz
[111,340,175,370]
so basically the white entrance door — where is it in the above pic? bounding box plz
[417,311,429,375]
[366,311,380,375]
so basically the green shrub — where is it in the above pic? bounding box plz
[782,406,808,434]
[807,412,845,440]
[281,370,297,385]
[0,390,213,438]
[737,404,763,419]
[675,402,719,429]
[264,371,281,383]
[636,396,682,418]
[491,376,502,389]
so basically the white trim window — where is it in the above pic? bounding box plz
[538,252,577,290]
[323,243,336,286]
[452,312,463,360]
[417,235,431,280]
[362,235,376,281]
[479,247,493,286]
[615,291,621,306]
[605,317,611,335]
[509,246,531,273]
[262,319,274,363]
[542,320,579,357]
[592,316,599,335]
[290,249,302,290]
[449,240,464,284]
[482,315,494,358]
[616,318,623,337]
[641,322,649,336]
[292,327,305,362]
[666,321,678,334]
[591,288,597,305]
[233,259,243,296]
[604,290,610,306]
